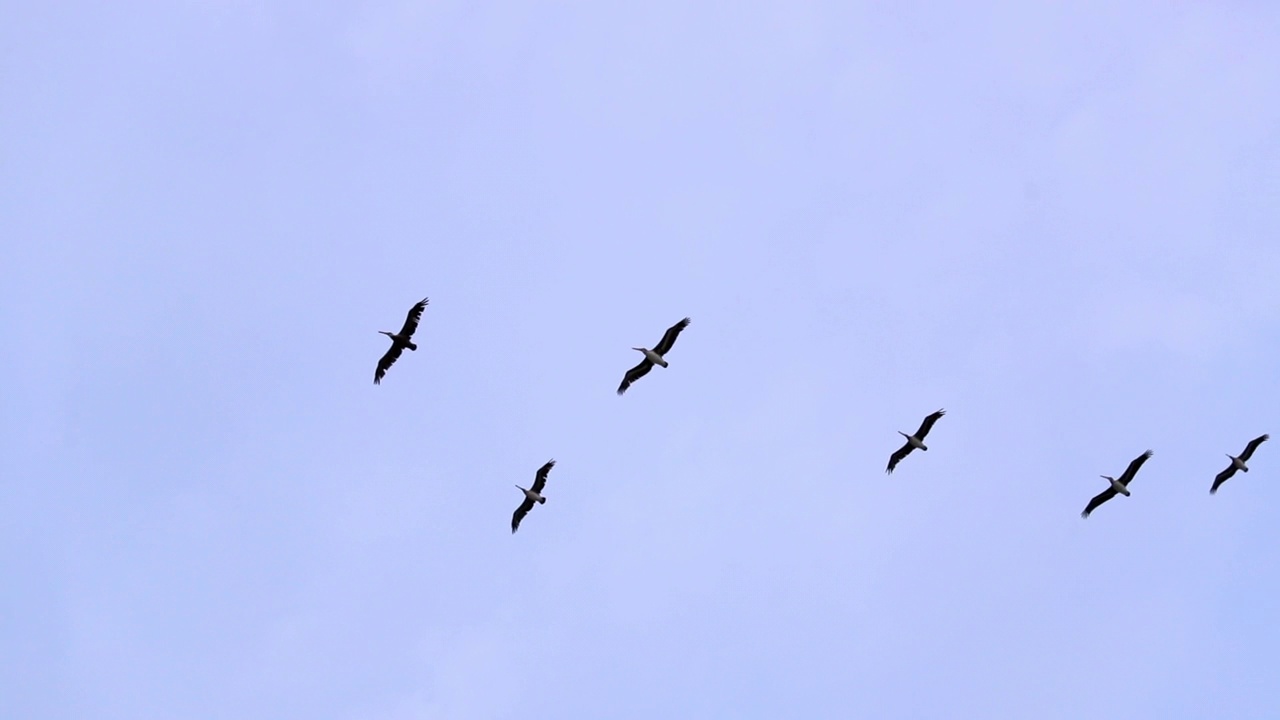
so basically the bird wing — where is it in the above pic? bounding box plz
[1240,434,1270,462]
[1081,487,1117,518]
[1210,465,1236,494]
[914,409,946,440]
[652,317,691,356]
[374,344,405,385]
[617,358,654,395]
[1117,450,1153,487]
[886,441,913,474]
[531,459,555,494]
[397,297,429,339]
[511,497,536,533]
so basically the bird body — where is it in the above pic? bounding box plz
[1105,476,1131,497]
[517,486,546,504]
[617,318,690,395]
[886,409,945,474]
[1211,434,1269,494]
[1081,450,1152,518]
[899,431,927,452]
[374,297,429,385]
[636,347,668,367]
[378,331,417,351]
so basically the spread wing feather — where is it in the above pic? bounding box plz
[531,460,555,494]
[617,359,654,395]
[653,317,691,356]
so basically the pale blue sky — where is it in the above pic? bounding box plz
[4,3,1280,718]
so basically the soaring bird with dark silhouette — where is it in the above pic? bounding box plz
[512,460,555,533]
[886,409,946,474]
[1211,434,1269,494]
[617,318,691,395]
[374,297,428,385]
[1082,450,1153,518]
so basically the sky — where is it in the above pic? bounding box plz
[3,2,1280,718]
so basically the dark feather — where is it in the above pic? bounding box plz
[1081,488,1117,518]
[1210,466,1236,494]
[374,345,404,385]
[914,409,946,440]
[1116,450,1153,487]
[532,459,555,494]
[398,297,429,339]
[617,358,654,395]
[1239,434,1270,462]
[653,317,691,356]
[511,498,536,533]
[885,441,914,474]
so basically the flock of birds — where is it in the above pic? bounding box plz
[371,297,1270,531]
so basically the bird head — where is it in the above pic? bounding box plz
[379,330,393,338]
[1100,475,1114,482]
[632,347,646,353]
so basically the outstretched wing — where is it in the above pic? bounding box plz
[531,459,555,494]
[1081,487,1117,518]
[914,409,946,441]
[398,297,429,339]
[653,317,691,356]
[374,344,404,385]
[1117,450,1153,487]
[511,498,536,533]
[617,358,654,395]
[886,441,913,474]
[1239,434,1270,462]
[1210,465,1236,494]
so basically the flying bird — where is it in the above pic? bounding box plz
[885,409,946,474]
[374,297,428,385]
[512,459,555,534]
[1081,450,1153,518]
[1211,434,1269,494]
[617,317,691,395]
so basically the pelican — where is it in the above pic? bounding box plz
[374,297,428,385]
[885,409,945,474]
[512,459,555,534]
[1211,434,1269,494]
[617,317,691,395]
[1081,450,1153,518]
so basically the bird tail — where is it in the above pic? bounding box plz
[538,497,546,504]
[406,341,418,351]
